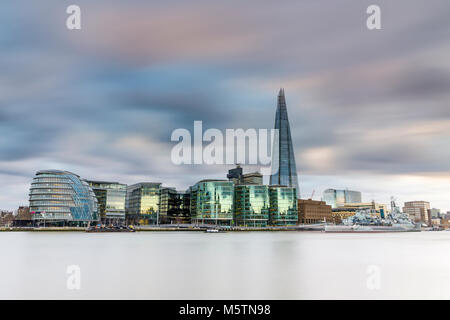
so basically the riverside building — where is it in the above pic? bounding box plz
[298,199,332,224]
[126,183,161,225]
[234,184,270,227]
[269,185,298,226]
[85,180,127,224]
[29,170,99,226]
[190,180,234,226]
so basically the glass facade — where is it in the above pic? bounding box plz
[269,186,298,226]
[126,183,161,225]
[270,89,300,196]
[85,181,127,223]
[159,187,178,224]
[190,180,234,226]
[235,185,270,227]
[29,170,98,226]
[322,189,362,208]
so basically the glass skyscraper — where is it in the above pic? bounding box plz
[190,180,234,226]
[29,170,99,226]
[269,89,300,196]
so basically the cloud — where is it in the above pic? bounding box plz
[1,0,450,211]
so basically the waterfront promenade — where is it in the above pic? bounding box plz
[0,224,325,232]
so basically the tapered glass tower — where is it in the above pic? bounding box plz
[270,89,300,196]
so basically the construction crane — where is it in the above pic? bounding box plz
[310,190,315,200]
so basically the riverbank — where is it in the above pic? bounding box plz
[0,225,324,232]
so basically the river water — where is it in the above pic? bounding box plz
[1,231,450,299]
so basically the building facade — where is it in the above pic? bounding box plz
[234,185,270,227]
[190,180,234,226]
[403,201,431,225]
[269,186,298,226]
[269,89,300,196]
[322,189,362,208]
[29,170,99,226]
[298,199,332,224]
[126,183,161,225]
[159,187,179,224]
[85,180,127,224]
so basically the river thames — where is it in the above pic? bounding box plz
[1,231,450,299]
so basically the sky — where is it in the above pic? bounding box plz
[1,0,450,211]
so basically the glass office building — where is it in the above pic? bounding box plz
[190,180,234,226]
[270,89,300,196]
[29,170,98,226]
[85,181,127,224]
[269,186,298,226]
[159,187,178,224]
[322,189,362,208]
[234,185,270,227]
[126,183,161,225]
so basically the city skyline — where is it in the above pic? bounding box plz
[1,1,450,212]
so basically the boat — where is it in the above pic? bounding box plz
[324,224,419,233]
[205,228,225,233]
[325,197,420,233]
[86,225,136,233]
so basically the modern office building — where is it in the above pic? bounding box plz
[268,185,298,226]
[159,187,179,224]
[176,190,191,224]
[322,189,362,208]
[298,199,332,224]
[234,184,270,227]
[85,180,127,224]
[269,89,300,196]
[126,183,161,225]
[29,170,99,226]
[190,180,234,226]
[403,201,431,225]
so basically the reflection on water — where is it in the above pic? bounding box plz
[1,231,450,299]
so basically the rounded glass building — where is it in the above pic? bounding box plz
[29,170,99,226]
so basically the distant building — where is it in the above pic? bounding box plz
[268,185,298,226]
[29,170,99,226]
[322,189,362,208]
[85,180,127,224]
[242,172,263,185]
[234,184,270,227]
[14,206,31,226]
[227,165,243,184]
[227,165,263,185]
[298,199,332,224]
[429,208,441,219]
[190,180,234,226]
[269,89,300,196]
[126,183,161,225]
[403,201,431,225]
[0,211,14,227]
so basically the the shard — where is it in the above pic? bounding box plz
[269,89,300,196]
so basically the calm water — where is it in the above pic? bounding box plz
[1,231,450,299]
